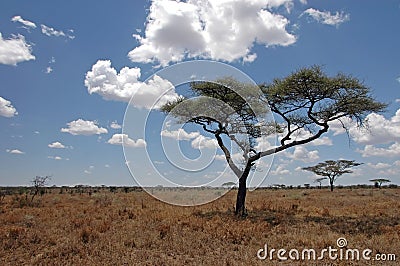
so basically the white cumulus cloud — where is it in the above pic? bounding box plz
[48,156,62,160]
[161,128,217,149]
[48,141,66,149]
[270,164,290,176]
[0,33,35,66]
[191,135,218,150]
[161,128,200,140]
[128,0,296,66]
[358,142,400,158]
[6,149,25,154]
[41,24,75,39]
[61,119,108,136]
[84,60,178,109]
[367,162,390,169]
[330,109,400,145]
[302,8,350,27]
[286,146,319,162]
[107,134,146,148]
[11,15,37,29]
[0,96,18,117]
[329,109,400,158]
[110,121,122,129]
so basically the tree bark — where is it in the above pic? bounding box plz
[235,163,252,216]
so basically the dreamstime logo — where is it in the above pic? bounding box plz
[257,237,397,262]
[123,60,276,206]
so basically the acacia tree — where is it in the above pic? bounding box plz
[31,175,51,203]
[314,177,327,189]
[162,66,386,216]
[370,178,391,188]
[302,160,362,191]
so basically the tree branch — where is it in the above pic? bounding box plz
[215,132,243,178]
[249,123,329,162]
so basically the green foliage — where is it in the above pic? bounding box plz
[261,66,387,148]
[262,66,386,127]
[162,77,273,140]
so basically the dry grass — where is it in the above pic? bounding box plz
[0,188,399,265]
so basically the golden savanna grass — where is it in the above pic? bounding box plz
[0,188,399,265]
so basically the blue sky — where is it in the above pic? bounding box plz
[0,0,400,187]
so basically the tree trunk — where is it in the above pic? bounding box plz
[329,179,334,192]
[235,163,252,217]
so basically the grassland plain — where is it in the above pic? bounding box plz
[0,188,399,265]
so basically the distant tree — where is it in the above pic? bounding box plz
[302,160,362,191]
[314,177,327,189]
[31,175,51,203]
[272,184,286,189]
[162,66,386,216]
[222,182,236,188]
[370,178,391,188]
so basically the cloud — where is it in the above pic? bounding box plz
[41,24,75,39]
[161,128,217,150]
[48,156,62,160]
[291,128,333,146]
[190,135,218,149]
[302,8,350,27]
[161,128,217,149]
[107,133,146,148]
[45,66,53,74]
[255,136,275,151]
[329,109,400,146]
[0,33,35,66]
[161,128,200,141]
[358,142,400,158]
[110,121,122,129]
[286,146,319,162]
[11,15,37,29]
[84,60,178,109]
[335,109,400,158]
[215,152,243,162]
[353,111,400,145]
[270,165,290,176]
[48,141,66,149]
[328,117,353,136]
[6,149,25,154]
[0,96,18,117]
[367,162,390,169]
[61,119,108,136]
[128,0,296,66]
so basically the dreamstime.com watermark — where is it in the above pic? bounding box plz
[257,237,396,262]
